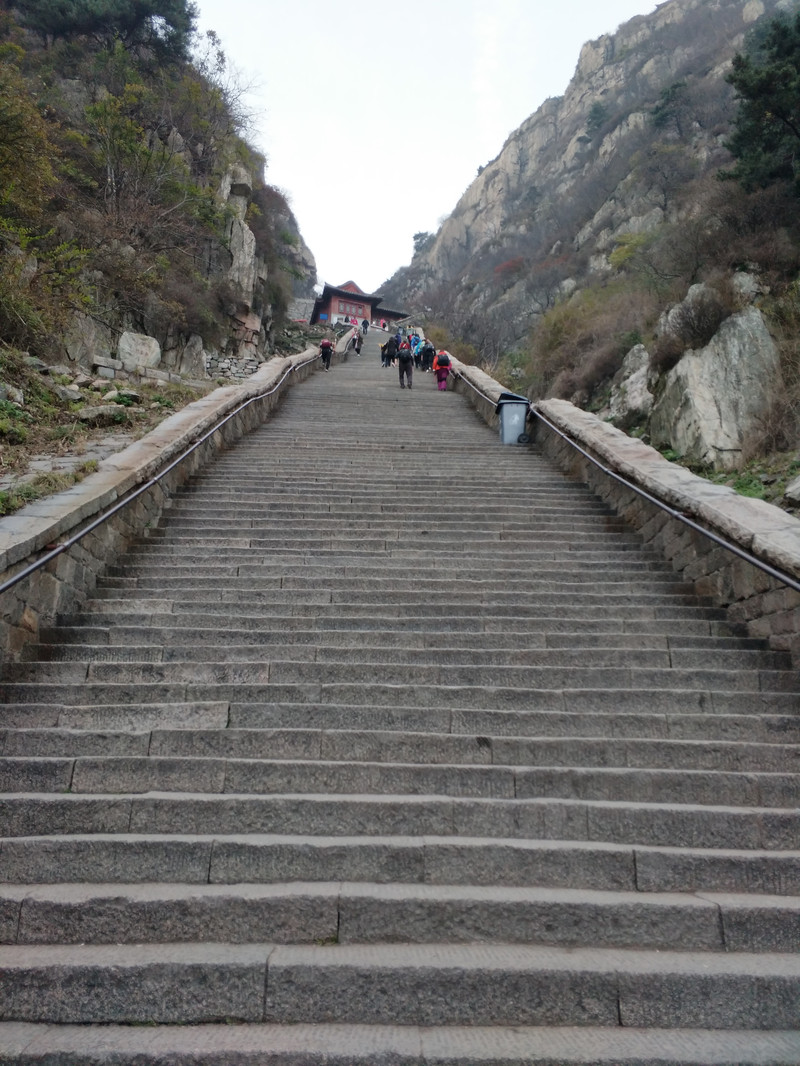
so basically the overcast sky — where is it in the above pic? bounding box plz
[195,0,660,293]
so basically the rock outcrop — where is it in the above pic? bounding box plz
[606,345,654,427]
[649,306,780,469]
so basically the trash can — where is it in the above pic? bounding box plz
[496,392,531,445]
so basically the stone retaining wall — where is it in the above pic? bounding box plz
[452,358,800,664]
[0,344,341,665]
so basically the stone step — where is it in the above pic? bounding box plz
[62,601,730,624]
[2,754,798,806]
[0,1022,798,1065]
[5,727,797,771]
[3,681,798,714]
[97,570,688,590]
[3,667,797,707]
[0,941,797,1027]
[88,584,703,605]
[28,631,764,660]
[39,617,741,645]
[2,881,797,952]
[5,700,799,741]
[1,795,797,850]
[17,644,788,674]
[107,556,668,576]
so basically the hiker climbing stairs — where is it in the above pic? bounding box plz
[1,333,799,1063]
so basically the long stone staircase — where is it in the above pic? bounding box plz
[1,335,800,1063]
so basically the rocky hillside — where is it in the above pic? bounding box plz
[386,0,786,326]
[0,2,317,385]
[382,0,800,486]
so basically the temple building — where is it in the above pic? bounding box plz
[310,280,407,326]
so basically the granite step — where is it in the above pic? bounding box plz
[1,1022,798,1065]
[5,702,800,740]
[0,941,798,1027]
[5,881,794,951]
[1,793,797,848]
[5,727,797,771]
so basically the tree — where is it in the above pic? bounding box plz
[586,101,608,138]
[16,0,197,61]
[650,81,690,138]
[724,11,800,193]
[0,56,57,219]
[412,231,434,256]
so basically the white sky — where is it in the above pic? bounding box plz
[195,0,660,293]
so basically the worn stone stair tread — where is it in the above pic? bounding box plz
[13,647,791,674]
[1,941,799,1027]
[3,754,800,804]
[4,682,797,707]
[3,831,800,893]
[4,667,795,700]
[31,629,759,654]
[2,799,795,850]
[6,725,797,764]
[5,720,800,757]
[1,1023,799,1066]
[3,880,799,951]
[6,693,799,732]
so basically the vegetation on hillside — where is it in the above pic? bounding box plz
[0,0,304,364]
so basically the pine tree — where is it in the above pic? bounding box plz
[725,10,800,193]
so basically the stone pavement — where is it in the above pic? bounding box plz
[0,328,799,1063]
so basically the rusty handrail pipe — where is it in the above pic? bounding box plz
[452,365,800,596]
[0,353,319,598]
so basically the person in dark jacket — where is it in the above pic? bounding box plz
[319,336,334,371]
[383,335,398,368]
[397,340,413,389]
[420,339,436,372]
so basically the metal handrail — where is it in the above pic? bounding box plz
[0,352,319,597]
[450,365,800,596]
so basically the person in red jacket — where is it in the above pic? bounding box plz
[433,350,451,391]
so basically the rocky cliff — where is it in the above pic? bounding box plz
[382,0,800,479]
[383,0,788,340]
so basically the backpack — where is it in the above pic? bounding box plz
[437,352,451,367]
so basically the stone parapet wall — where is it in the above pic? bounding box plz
[0,345,338,665]
[452,364,800,664]
[536,400,800,662]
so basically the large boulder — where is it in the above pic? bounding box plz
[178,334,208,379]
[606,344,654,425]
[649,306,780,470]
[64,313,115,369]
[117,332,161,373]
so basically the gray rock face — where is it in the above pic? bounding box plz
[177,335,207,379]
[606,345,654,425]
[64,313,115,370]
[649,307,780,470]
[117,333,161,373]
[227,218,257,301]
